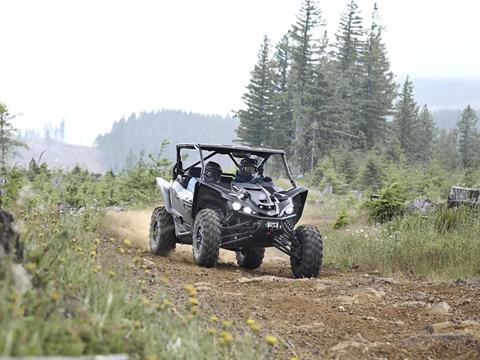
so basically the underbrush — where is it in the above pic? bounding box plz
[324,206,480,279]
[0,208,266,358]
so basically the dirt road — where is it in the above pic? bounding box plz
[104,210,480,359]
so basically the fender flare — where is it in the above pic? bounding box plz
[156,177,173,212]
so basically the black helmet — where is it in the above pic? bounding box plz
[204,161,222,182]
[238,157,257,179]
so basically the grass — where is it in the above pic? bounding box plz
[0,207,268,358]
[321,205,480,279]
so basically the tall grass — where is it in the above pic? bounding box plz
[324,206,480,279]
[0,208,265,358]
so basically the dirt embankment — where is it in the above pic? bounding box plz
[104,210,480,359]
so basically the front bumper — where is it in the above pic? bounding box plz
[220,213,297,248]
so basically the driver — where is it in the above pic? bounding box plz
[234,157,257,183]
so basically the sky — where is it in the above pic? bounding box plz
[1,0,479,145]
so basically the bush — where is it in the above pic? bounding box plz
[333,208,349,229]
[365,182,407,224]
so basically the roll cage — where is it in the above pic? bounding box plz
[174,143,297,188]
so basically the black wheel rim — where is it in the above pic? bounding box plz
[195,225,203,250]
[152,219,160,246]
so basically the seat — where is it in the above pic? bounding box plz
[183,167,202,188]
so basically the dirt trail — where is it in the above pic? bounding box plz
[104,210,480,359]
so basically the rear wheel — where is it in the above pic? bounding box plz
[236,248,265,270]
[192,209,221,267]
[290,224,323,278]
[149,207,176,255]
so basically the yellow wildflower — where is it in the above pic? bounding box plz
[210,315,219,322]
[218,331,233,345]
[108,271,116,277]
[246,318,256,326]
[265,335,278,346]
[188,297,199,306]
[24,262,37,272]
[207,327,217,335]
[183,284,198,296]
[249,323,261,333]
[50,291,60,301]
[162,299,173,307]
[123,239,132,247]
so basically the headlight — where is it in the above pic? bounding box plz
[232,202,242,211]
[243,206,253,214]
[285,205,294,215]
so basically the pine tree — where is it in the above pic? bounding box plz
[360,154,383,190]
[237,35,275,147]
[289,0,324,173]
[415,105,434,163]
[331,0,366,149]
[270,35,293,153]
[0,103,26,171]
[359,3,396,148]
[457,105,479,168]
[393,77,418,162]
[333,0,364,71]
[434,129,459,171]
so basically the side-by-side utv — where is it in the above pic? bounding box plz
[149,144,323,278]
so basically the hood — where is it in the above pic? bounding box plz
[231,183,293,217]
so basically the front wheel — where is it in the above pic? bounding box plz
[290,225,323,278]
[236,248,265,270]
[149,207,176,256]
[192,209,221,267]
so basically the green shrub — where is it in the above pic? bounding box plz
[365,182,407,224]
[333,208,349,229]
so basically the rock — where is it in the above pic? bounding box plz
[352,288,385,304]
[194,281,215,292]
[398,301,427,309]
[330,334,368,352]
[142,259,156,269]
[430,301,451,315]
[373,276,397,284]
[414,291,427,301]
[336,295,357,305]
[338,306,346,312]
[455,296,472,306]
[11,264,31,293]
[402,333,477,350]
[394,320,405,326]
[363,316,380,322]
[425,320,480,335]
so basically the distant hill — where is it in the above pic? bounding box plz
[13,137,106,173]
[95,110,239,171]
[411,77,480,130]
[412,77,480,110]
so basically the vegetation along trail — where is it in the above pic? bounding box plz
[104,209,480,360]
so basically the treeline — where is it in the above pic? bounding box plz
[237,0,480,185]
[95,110,238,171]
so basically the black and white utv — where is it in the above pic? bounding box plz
[149,144,323,278]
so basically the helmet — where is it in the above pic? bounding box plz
[204,161,222,182]
[238,157,257,179]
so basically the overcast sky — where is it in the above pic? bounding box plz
[1,0,479,145]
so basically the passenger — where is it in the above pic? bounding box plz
[187,161,222,192]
